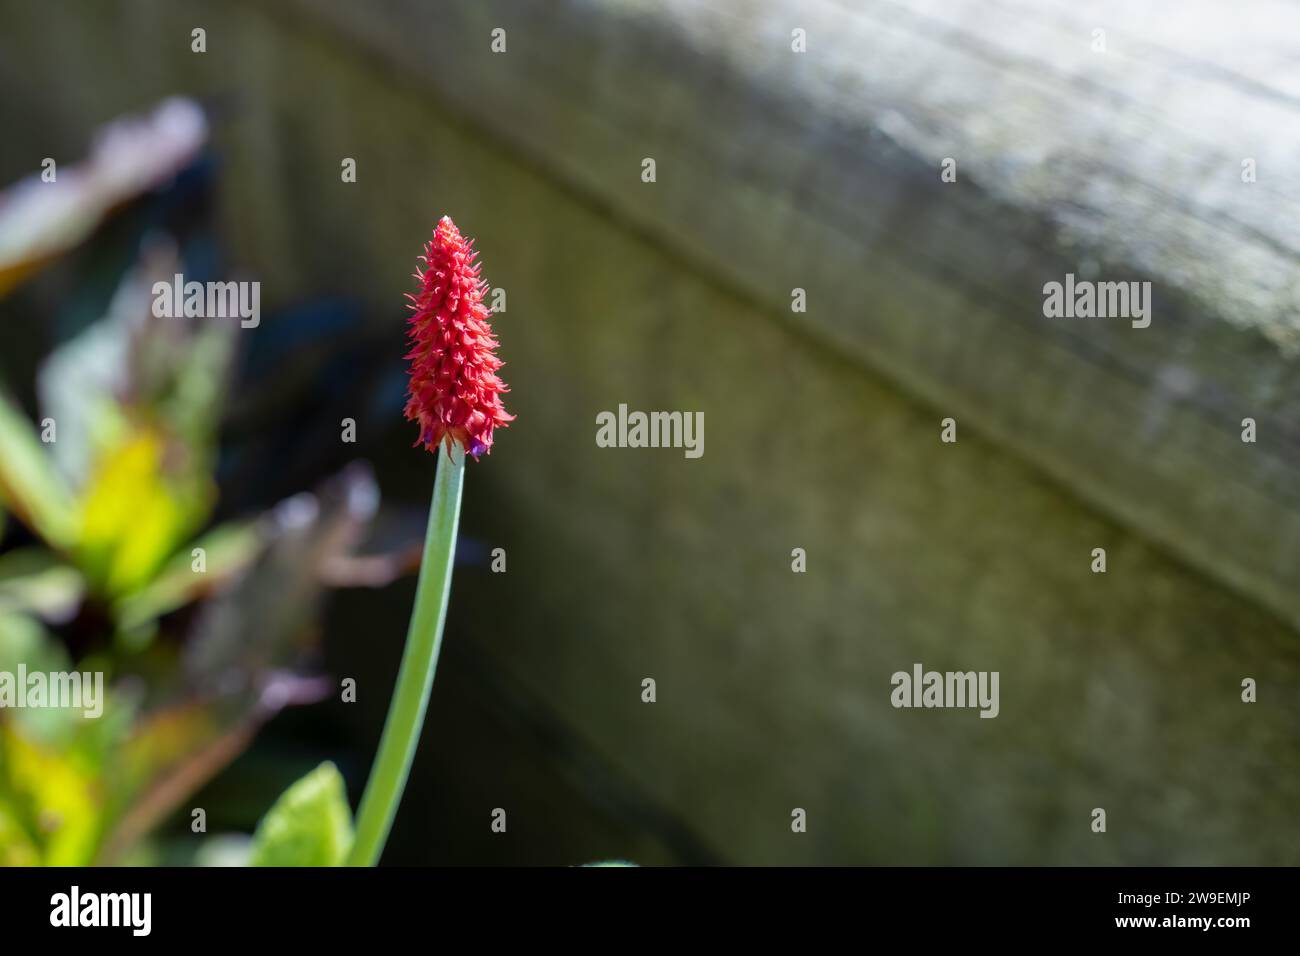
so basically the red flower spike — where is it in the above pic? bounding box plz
[403,216,513,459]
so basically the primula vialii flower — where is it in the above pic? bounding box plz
[403,216,512,458]
[349,215,506,868]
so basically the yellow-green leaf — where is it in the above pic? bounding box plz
[76,427,212,598]
[248,763,354,867]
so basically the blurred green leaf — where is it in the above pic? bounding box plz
[0,389,77,550]
[76,426,213,599]
[248,762,354,867]
[36,241,234,492]
[0,613,129,765]
[147,318,235,456]
[93,702,232,865]
[0,611,81,755]
[114,519,260,632]
[0,722,103,866]
[100,469,380,863]
[0,794,41,866]
[0,610,69,675]
[0,548,85,622]
[37,303,132,489]
[193,834,252,867]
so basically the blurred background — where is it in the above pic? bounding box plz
[1,0,1298,866]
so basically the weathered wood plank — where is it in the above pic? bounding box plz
[280,0,1300,629]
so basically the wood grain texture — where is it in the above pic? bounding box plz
[279,0,1300,629]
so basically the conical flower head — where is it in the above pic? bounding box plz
[404,216,513,458]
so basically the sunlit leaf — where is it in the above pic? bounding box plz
[0,722,102,866]
[76,426,213,599]
[248,762,354,867]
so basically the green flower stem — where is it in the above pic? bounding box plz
[346,443,465,866]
